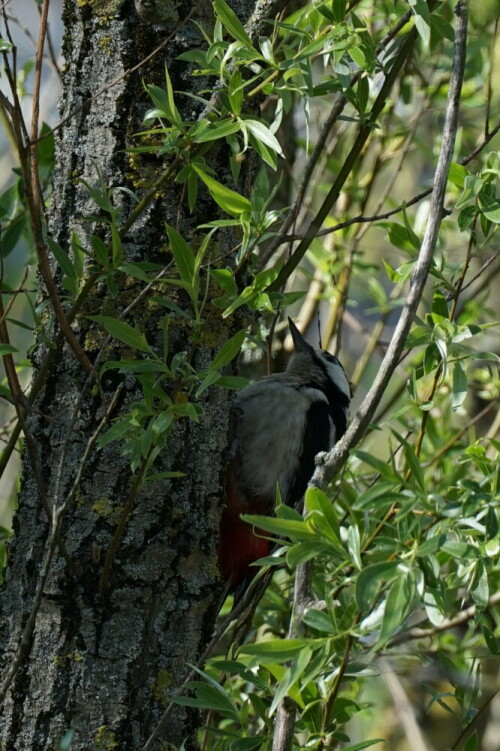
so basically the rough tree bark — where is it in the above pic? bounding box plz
[0,1,284,748]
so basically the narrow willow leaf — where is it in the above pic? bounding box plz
[211,329,246,370]
[355,561,399,611]
[0,343,18,355]
[192,165,251,215]
[452,360,468,410]
[239,638,307,663]
[47,237,76,279]
[243,119,284,156]
[90,315,153,353]
[195,119,241,142]
[213,0,253,47]
[165,224,195,286]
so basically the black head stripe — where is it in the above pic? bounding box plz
[321,351,340,365]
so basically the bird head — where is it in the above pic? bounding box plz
[287,318,351,401]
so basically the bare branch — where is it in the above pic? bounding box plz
[310,0,469,489]
[390,591,500,645]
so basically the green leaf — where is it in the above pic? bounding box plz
[192,165,251,216]
[242,119,284,157]
[150,296,190,319]
[196,369,223,397]
[239,638,307,663]
[354,450,402,483]
[146,66,184,131]
[305,487,342,545]
[246,130,278,169]
[377,222,418,253]
[456,175,484,209]
[165,224,195,287]
[213,0,253,48]
[0,343,18,356]
[110,223,122,265]
[347,524,362,570]
[174,683,238,720]
[228,69,244,115]
[402,441,425,491]
[240,514,313,541]
[1,213,26,257]
[452,360,468,410]
[302,608,333,633]
[195,119,241,143]
[90,234,109,266]
[463,731,478,751]
[406,325,431,348]
[378,568,415,646]
[0,40,13,52]
[448,161,468,189]
[118,262,153,283]
[431,292,449,322]
[482,626,499,656]
[479,192,500,223]
[471,560,488,610]
[408,0,431,47]
[430,14,455,43]
[47,237,76,279]
[164,64,184,128]
[211,329,246,370]
[356,75,369,114]
[355,561,399,611]
[331,0,347,21]
[97,418,132,449]
[90,316,153,353]
[231,738,263,751]
[457,206,477,232]
[211,268,238,295]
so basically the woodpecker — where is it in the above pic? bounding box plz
[218,318,351,595]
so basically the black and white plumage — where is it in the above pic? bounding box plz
[219,318,351,592]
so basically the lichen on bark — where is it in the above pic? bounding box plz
[0,0,284,748]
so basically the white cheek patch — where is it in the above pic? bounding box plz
[323,359,351,401]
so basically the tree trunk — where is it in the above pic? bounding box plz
[0,1,281,748]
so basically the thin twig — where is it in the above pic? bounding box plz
[34,0,60,76]
[484,17,498,137]
[450,254,498,298]
[421,400,497,467]
[280,121,500,244]
[13,0,93,375]
[390,591,500,645]
[258,7,415,270]
[272,560,312,751]
[268,26,420,292]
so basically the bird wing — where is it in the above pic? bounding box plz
[230,379,332,504]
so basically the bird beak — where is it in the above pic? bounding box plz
[288,318,314,355]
